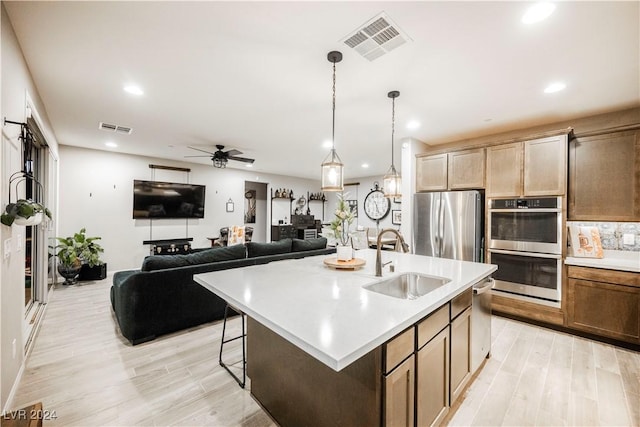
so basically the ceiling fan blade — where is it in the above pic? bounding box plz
[228,156,255,164]
[187,146,215,155]
[225,149,243,156]
[184,155,213,158]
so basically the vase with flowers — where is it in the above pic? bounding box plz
[329,193,355,261]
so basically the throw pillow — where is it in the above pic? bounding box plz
[246,239,292,258]
[291,237,328,252]
[228,225,246,246]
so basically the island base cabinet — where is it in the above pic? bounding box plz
[417,327,450,427]
[384,355,415,427]
[247,318,382,427]
[450,307,472,403]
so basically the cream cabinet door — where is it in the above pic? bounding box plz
[384,355,415,427]
[416,154,448,192]
[486,142,522,197]
[417,327,450,427]
[448,148,485,190]
[523,135,567,196]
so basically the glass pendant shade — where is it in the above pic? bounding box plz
[383,164,402,198]
[321,148,344,191]
[321,51,345,192]
[383,90,402,198]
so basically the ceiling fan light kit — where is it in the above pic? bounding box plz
[321,50,345,192]
[186,145,254,169]
[383,90,402,198]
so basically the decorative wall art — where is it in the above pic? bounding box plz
[392,209,401,225]
[245,190,256,223]
[346,199,358,218]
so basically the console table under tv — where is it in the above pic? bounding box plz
[143,238,193,255]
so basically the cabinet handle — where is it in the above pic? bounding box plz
[405,370,412,426]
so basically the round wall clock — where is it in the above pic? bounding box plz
[364,185,391,221]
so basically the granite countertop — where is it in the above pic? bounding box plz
[195,248,496,371]
[565,250,640,273]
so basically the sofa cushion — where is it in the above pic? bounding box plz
[291,237,328,252]
[141,244,246,271]
[187,244,246,264]
[246,239,292,258]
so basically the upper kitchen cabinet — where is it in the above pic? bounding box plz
[487,135,568,197]
[569,129,640,221]
[416,149,485,192]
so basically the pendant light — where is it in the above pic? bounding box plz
[383,90,402,198]
[321,51,344,192]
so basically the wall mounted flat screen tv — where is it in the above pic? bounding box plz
[133,180,206,219]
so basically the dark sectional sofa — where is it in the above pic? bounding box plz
[110,237,335,344]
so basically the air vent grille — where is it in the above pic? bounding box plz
[341,12,411,61]
[99,122,132,134]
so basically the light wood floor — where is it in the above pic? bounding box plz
[9,275,640,426]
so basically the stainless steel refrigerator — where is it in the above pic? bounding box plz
[412,190,483,262]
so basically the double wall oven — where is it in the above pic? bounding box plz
[488,197,562,307]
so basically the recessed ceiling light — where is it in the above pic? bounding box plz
[123,84,144,96]
[322,140,333,149]
[522,2,556,25]
[105,142,118,148]
[361,163,369,168]
[407,120,421,130]
[245,163,253,168]
[544,82,566,93]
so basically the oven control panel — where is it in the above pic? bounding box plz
[491,197,559,209]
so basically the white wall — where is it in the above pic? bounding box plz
[1,4,60,410]
[400,137,429,249]
[58,146,324,271]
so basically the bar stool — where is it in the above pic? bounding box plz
[219,303,246,388]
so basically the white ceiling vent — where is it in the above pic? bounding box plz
[341,13,411,61]
[99,122,132,135]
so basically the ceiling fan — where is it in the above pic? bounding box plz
[185,145,255,168]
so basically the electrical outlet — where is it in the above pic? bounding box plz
[623,233,635,245]
[4,239,11,259]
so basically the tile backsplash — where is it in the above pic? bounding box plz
[568,222,640,252]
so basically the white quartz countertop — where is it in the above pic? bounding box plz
[565,250,640,273]
[195,249,496,371]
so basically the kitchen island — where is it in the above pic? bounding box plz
[195,248,496,426]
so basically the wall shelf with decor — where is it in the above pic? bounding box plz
[307,191,327,222]
[270,188,294,240]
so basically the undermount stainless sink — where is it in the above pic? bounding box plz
[364,272,451,300]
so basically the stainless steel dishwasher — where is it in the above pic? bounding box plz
[471,277,494,373]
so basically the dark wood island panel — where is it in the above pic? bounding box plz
[247,317,383,427]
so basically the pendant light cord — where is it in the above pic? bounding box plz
[332,60,336,151]
[391,95,395,167]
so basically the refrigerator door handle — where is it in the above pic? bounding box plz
[439,195,445,257]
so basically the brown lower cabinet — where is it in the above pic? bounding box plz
[384,355,415,427]
[417,326,450,427]
[450,306,472,403]
[567,266,640,344]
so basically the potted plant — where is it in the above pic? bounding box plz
[1,199,52,227]
[329,193,355,261]
[55,228,105,284]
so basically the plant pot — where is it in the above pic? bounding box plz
[13,212,43,226]
[336,245,353,261]
[57,264,81,285]
[78,263,107,281]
